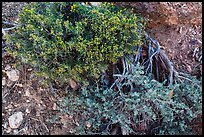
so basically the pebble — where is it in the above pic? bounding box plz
[8,112,24,129]
[5,65,11,71]
[8,108,12,112]
[36,111,41,117]
[85,121,92,128]
[27,68,32,71]
[16,84,23,87]
[25,108,31,114]
[7,81,13,87]
[2,77,6,86]
[25,88,30,97]
[3,122,8,128]
[7,104,13,109]
[6,69,20,82]
[26,100,30,103]
[13,129,18,134]
[6,127,12,133]
[52,103,57,110]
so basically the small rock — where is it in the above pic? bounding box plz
[13,129,19,134]
[25,89,30,97]
[52,103,57,110]
[25,108,31,114]
[85,121,92,128]
[16,83,23,87]
[8,112,24,129]
[2,69,6,73]
[7,80,14,87]
[7,104,13,109]
[5,65,11,71]
[36,111,41,117]
[121,126,129,135]
[3,122,8,129]
[2,77,6,86]
[6,69,20,82]
[27,68,32,71]
[6,127,12,133]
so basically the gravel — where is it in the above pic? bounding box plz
[2,2,27,22]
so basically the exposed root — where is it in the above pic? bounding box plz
[157,50,174,86]
[2,20,20,35]
[110,31,196,88]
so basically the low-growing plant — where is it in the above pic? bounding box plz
[56,63,202,135]
[7,2,145,86]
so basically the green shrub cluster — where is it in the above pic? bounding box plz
[7,2,145,85]
[56,64,202,135]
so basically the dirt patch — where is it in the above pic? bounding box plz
[146,23,202,77]
[2,54,77,135]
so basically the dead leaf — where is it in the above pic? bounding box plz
[186,65,192,72]
[168,90,174,98]
[69,79,79,90]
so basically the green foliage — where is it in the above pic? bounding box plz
[57,64,202,135]
[7,2,145,85]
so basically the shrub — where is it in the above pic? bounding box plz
[7,2,145,86]
[56,64,202,135]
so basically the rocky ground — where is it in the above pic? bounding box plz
[2,2,202,135]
